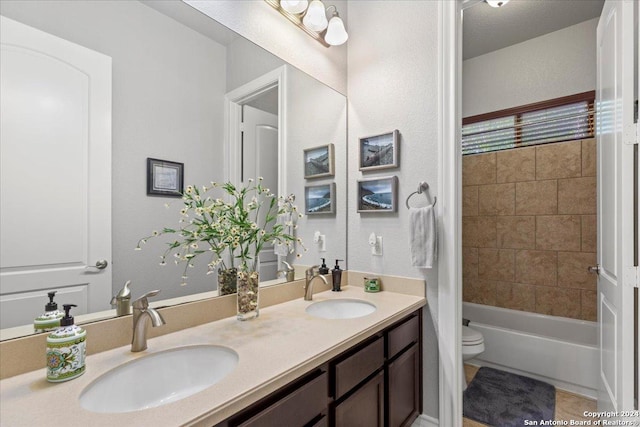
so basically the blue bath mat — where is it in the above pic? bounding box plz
[463,367,556,426]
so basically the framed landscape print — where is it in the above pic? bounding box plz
[359,130,399,171]
[305,183,336,215]
[304,144,335,179]
[357,176,397,213]
[147,158,184,197]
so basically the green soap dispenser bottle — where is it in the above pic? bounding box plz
[46,304,86,383]
[34,291,64,333]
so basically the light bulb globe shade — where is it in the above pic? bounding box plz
[324,15,348,46]
[302,0,328,32]
[280,0,308,14]
[486,0,510,7]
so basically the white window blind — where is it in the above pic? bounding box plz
[462,97,594,156]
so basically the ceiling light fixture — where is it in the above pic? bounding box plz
[486,0,510,7]
[265,0,348,47]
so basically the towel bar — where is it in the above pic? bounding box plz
[406,181,436,209]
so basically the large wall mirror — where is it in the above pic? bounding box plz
[0,0,347,339]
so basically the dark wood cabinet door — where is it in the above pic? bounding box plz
[387,344,420,427]
[334,371,384,427]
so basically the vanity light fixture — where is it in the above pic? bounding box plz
[265,0,348,47]
[280,0,308,14]
[486,0,510,7]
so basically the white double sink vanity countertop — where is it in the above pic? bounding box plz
[0,286,426,426]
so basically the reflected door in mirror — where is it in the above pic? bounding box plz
[0,17,112,328]
[242,105,278,280]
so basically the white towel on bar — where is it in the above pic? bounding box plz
[409,204,437,268]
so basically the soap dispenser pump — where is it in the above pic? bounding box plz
[319,258,329,275]
[331,259,344,292]
[46,304,86,382]
[34,291,64,333]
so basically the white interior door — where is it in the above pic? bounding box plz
[596,0,637,413]
[0,17,112,328]
[242,105,278,281]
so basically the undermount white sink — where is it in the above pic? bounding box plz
[79,345,238,413]
[306,298,376,319]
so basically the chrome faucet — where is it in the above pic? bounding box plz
[131,290,166,352]
[111,280,132,316]
[277,261,295,282]
[304,265,328,301]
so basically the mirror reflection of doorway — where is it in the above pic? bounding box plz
[241,101,278,280]
[226,72,282,282]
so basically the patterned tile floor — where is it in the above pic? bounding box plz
[462,364,597,426]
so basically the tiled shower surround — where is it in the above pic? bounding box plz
[462,139,596,321]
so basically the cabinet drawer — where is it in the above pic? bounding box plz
[387,315,419,359]
[334,371,384,427]
[334,336,384,399]
[237,371,328,427]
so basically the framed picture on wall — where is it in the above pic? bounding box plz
[359,130,399,171]
[147,158,184,197]
[357,176,398,213]
[304,144,335,179]
[305,183,336,215]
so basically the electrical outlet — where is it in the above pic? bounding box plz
[369,233,382,256]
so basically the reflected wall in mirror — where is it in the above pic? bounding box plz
[0,0,346,339]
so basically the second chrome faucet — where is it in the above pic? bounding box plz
[304,266,328,301]
[131,290,165,352]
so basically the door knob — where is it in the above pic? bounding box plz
[86,259,108,270]
[587,265,600,275]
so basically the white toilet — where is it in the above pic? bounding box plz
[462,325,485,390]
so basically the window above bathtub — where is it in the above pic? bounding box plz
[462,91,595,156]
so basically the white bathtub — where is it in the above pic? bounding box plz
[463,302,598,398]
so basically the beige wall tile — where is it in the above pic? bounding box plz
[536,215,582,251]
[463,247,479,282]
[463,216,497,248]
[558,251,597,290]
[463,153,497,186]
[496,216,536,249]
[536,140,582,180]
[515,180,558,215]
[581,215,596,252]
[478,248,515,282]
[581,138,596,177]
[581,290,597,321]
[463,279,497,306]
[496,282,536,312]
[478,183,515,216]
[558,177,596,214]
[515,250,558,286]
[535,286,582,319]
[463,186,479,217]
[497,146,535,183]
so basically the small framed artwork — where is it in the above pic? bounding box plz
[305,183,336,215]
[147,158,184,197]
[359,130,399,171]
[357,176,398,213]
[304,144,335,179]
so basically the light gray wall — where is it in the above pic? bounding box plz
[285,66,348,267]
[226,36,284,92]
[185,0,348,95]
[463,18,597,118]
[347,1,440,418]
[0,1,228,300]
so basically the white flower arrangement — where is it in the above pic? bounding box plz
[137,178,305,285]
